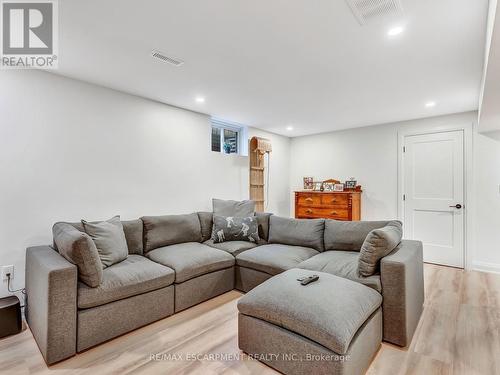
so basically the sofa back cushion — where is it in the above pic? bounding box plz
[81,216,129,268]
[121,219,144,255]
[142,213,202,252]
[324,220,394,251]
[268,216,325,251]
[53,222,103,287]
[66,218,143,255]
[358,221,403,277]
[255,212,273,242]
[197,212,213,242]
[212,198,255,217]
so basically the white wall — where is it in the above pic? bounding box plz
[290,111,500,272]
[0,70,290,297]
[473,131,500,272]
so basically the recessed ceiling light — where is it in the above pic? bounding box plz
[286,126,294,131]
[195,97,205,103]
[387,26,404,37]
[425,101,436,108]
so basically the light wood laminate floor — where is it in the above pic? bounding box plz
[1,263,500,375]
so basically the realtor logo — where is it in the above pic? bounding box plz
[1,0,58,69]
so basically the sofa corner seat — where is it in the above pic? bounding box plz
[234,244,319,292]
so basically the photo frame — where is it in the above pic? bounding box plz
[345,180,357,189]
[333,184,344,192]
[303,177,313,190]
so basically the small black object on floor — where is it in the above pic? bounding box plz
[0,295,22,338]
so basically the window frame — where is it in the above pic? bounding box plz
[210,118,247,156]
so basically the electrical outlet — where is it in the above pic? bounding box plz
[1,265,14,281]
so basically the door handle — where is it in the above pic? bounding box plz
[449,204,462,209]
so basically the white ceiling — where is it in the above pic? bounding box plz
[54,0,489,137]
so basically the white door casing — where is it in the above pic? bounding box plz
[402,130,464,268]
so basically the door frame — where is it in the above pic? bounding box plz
[397,123,474,270]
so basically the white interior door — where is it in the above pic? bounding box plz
[403,130,464,268]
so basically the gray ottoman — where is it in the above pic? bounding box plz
[237,268,382,375]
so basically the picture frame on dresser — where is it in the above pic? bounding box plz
[333,183,344,192]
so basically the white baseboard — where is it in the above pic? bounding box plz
[472,261,500,275]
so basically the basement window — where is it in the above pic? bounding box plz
[211,118,247,155]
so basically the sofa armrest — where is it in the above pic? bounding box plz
[25,245,77,364]
[380,239,424,346]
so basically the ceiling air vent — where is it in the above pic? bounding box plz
[151,50,184,67]
[346,0,403,25]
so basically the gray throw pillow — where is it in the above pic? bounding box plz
[82,215,129,268]
[212,199,255,217]
[212,216,260,243]
[358,221,403,277]
[53,222,103,287]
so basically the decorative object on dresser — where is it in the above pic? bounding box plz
[344,177,358,190]
[303,177,313,190]
[249,137,272,212]
[295,189,362,221]
[333,183,345,191]
[312,181,323,191]
[322,178,339,192]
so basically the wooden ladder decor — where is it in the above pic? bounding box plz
[249,136,272,212]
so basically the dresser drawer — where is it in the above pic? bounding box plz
[296,194,321,206]
[321,194,349,207]
[296,206,349,220]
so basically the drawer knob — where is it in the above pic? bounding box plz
[306,209,313,214]
[331,211,338,215]
[305,197,313,202]
[331,199,337,203]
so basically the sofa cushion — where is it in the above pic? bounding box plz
[212,215,260,243]
[204,239,258,256]
[297,251,382,292]
[146,242,235,283]
[324,220,394,251]
[53,222,103,287]
[82,215,129,268]
[142,213,202,252]
[212,198,255,217]
[255,212,272,242]
[121,219,144,255]
[237,268,382,355]
[236,244,319,275]
[359,221,403,277]
[77,255,175,309]
[268,216,325,251]
[197,212,213,242]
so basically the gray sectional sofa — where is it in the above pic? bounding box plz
[25,207,424,368]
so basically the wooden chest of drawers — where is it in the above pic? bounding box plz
[294,191,361,221]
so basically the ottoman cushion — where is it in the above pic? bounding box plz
[237,268,382,355]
